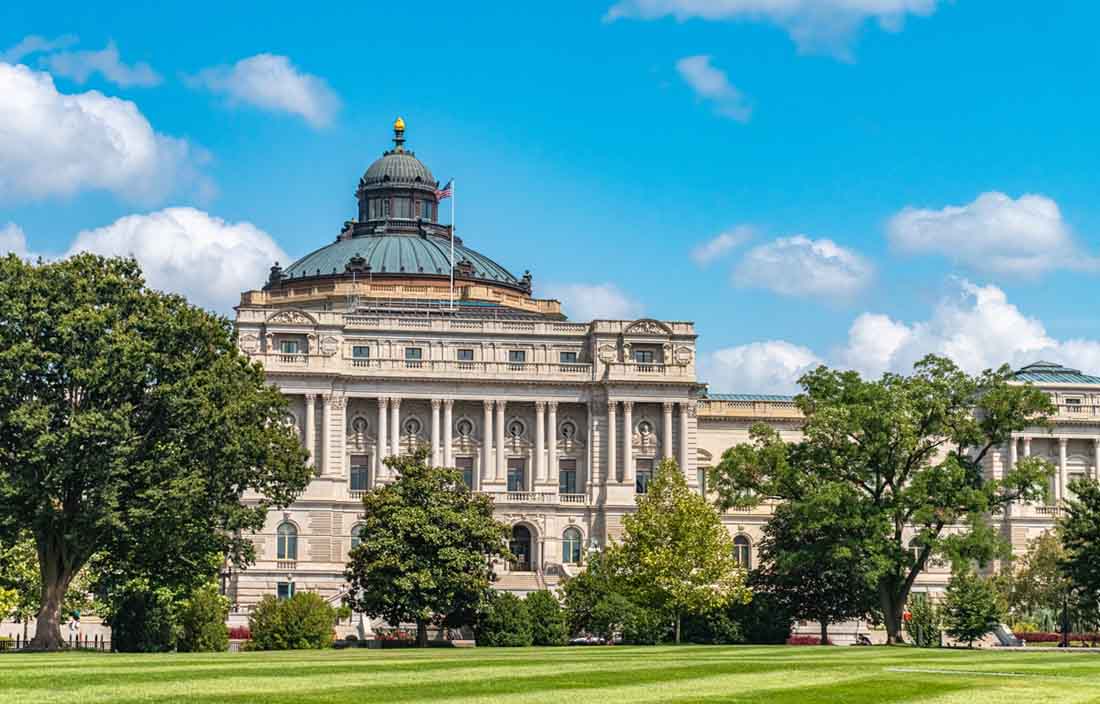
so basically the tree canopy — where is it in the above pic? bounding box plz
[0,254,312,649]
[710,355,1053,643]
[344,450,511,646]
[1060,478,1100,617]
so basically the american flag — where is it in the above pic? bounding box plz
[435,179,453,200]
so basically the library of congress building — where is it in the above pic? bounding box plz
[229,120,1100,631]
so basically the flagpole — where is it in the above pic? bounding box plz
[449,178,455,310]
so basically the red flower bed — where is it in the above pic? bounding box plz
[786,635,832,645]
[1013,631,1100,644]
[228,626,251,640]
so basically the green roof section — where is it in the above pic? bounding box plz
[705,393,796,402]
[1013,360,1100,385]
[283,233,521,286]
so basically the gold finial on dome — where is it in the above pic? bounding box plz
[392,116,406,150]
[394,116,405,131]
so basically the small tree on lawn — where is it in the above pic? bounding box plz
[525,590,568,646]
[476,591,533,647]
[710,356,1053,644]
[752,482,882,644]
[618,459,751,643]
[943,569,1002,647]
[344,450,511,647]
[1060,478,1100,617]
[0,254,312,650]
[561,545,629,637]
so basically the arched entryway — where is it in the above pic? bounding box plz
[510,524,532,571]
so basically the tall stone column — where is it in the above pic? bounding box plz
[1024,436,1031,457]
[1094,439,1100,482]
[1058,437,1068,503]
[607,401,617,484]
[1008,436,1018,471]
[662,402,674,460]
[495,400,507,483]
[431,399,442,467]
[678,402,690,473]
[304,393,316,470]
[376,398,388,479]
[443,400,454,468]
[390,398,401,461]
[320,395,331,477]
[548,401,559,490]
[622,401,633,487]
[535,402,546,483]
[328,396,346,478]
[482,400,494,483]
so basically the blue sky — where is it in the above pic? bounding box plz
[3,1,1100,392]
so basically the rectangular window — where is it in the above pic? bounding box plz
[559,351,578,364]
[457,348,474,361]
[352,346,370,359]
[279,339,300,354]
[405,347,423,360]
[456,457,474,488]
[1065,397,1083,412]
[394,197,412,219]
[633,349,655,364]
[382,199,390,217]
[636,459,654,494]
[507,460,526,492]
[559,459,577,494]
[276,582,295,600]
[509,350,527,363]
[350,455,369,492]
[697,468,707,496]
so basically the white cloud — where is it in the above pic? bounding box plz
[42,41,161,87]
[66,207,287,311]
[675,55,751,122]
[0,62,208,203]
[1,34,78,63]
[691,226,753,266]
[702,340,821,394]
[189,54,340,128]
[0,223,35,259]
[608,0,939,55]
[542,283,645,321]
[887,191,1096,277]
[734,235,873,299]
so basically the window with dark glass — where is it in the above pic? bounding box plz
[635,459,654,494]
[394,197,411,219]
[352,346,370,359]
[562,527,582,564]
[457,348,474,361]
[510,525,532,571]
[508,350,526,363]
[279,339,300,354]
[697,468,707,496]
[405,347,423,360]
[350,454,369,492]
[277,522,298,560]
[382,199,390,217]
[559,459,577,495]
[733,536,751,569]
[507,459,526,492]
[351,524,365,551]
[559,351,578,364]
[633,349,655,364]
[456,457,474,488]
[277,582,295,600]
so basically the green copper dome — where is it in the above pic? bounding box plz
[281,233,522,286]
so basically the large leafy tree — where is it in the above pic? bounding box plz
[752,483,883,643]
[618,459,751,643]
[711,356,1053,643]
[344,450,511,646]
[0,531,91,639]
[1060,478,1100,616]
[0,254,311,649]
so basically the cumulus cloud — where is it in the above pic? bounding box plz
[887,191,1097,277]
[189,54,340,128]
[608,0,940,55]
[542,282,645,321]
[702,340,822,394]
[66,207,287,311]
[734,235,873,300]
[1,34,78,63]
[691,226,753,266]
[0,62,208,203]
[0,223,35,259]
[675,55,751,122]
[42,41,161,87]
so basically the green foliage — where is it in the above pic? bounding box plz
[680,607,743,644]
[344,451,511,645]
[905,594,942,648]
[1061,478,1100,611]
[943,570,1003,647]
[0,254,312,649]
[994,531,1071,622]
[249,593,337,651]
[524,590,567,646]
[177,583,229,653]
[107,585,181,653]
[620,605,669,645]
[589,593,635,642]
[561,547,629,636]
[710,355,1053,643]
[476,592,532,647]
[728,590,795,644]
[618,459,751,641]
[0,531,92,625]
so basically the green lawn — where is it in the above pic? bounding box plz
[1,645,1099,704]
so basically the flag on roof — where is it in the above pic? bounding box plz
[436,179,453,199]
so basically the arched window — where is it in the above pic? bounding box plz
[510,525,532,571]
[909,537,923,565]
[277,522,298,561]
[351,524,365,551]
[562,527,582,564]
[733,535,751,569]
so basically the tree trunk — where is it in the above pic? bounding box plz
[674,612,681,644]
[879,583,904,645]
[27,534,78,651]
[416,619,428,648]
[820,621,829,645]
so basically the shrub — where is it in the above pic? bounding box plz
[589,593,635,642]
[0,636,12,652]
[621,606,669,645]
[228,626,251,640]
[905,594,942,648]
[249,593,337,650]
[943,570,1002,647]
[682,608,743,645]
[476,592,533,647]
[729,592,794,644]
[786,634,830,645]
[525,591,567,646]
[108,587,180,653]
[177,583,229,652]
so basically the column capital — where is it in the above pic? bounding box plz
[495,399,507,411]
[378,397,389,409]
[547,400,558,411]
[443,399,455,409]
[607,400,617,414]
[390,397,402,408]
[1059,436,1069,448]
[663,401,675,412]
[622,400,634,411]
[431,398,442,410]
[330,396,346,410]
[304,392,317,401]
[535,400,547,411]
